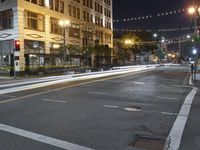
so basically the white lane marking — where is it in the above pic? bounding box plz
[159,85,165,87]
[156,96,177,100]
[41,99,67,103]
[0,123,93,150]
[164,87,198,150]
[0,95,16,98]
[161,112,178,116]
[103,105,119,108]
[88,92,108,95]
[134,82,144,85]
[171,85,191,88]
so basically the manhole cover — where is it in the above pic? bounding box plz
[130,136,165,150]
[124,106,142,112]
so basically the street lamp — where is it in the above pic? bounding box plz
[188,5,200,81]
[124,39,134,64]
[188,6,196,15]
[171,54,176,58]
[168,53,172,57]
[153,33,158,38]
[187,35,191,39]
[193,48,197,55]
[125,39,133,45]
[192,48,198,80]
[59,19,70,65]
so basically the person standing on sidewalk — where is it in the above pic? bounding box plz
[191,63,194,80]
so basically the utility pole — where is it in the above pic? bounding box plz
[188,5,200,81]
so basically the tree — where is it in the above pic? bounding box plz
[117,31,158,64]
[81,45,95,56]
[193,35,200,44]
[59,44,81,66]
[182,41,195,57]
[81,45,95,66]
[156,44,165,60]
[94,45,112,66]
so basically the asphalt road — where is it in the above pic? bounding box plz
[0,66,193,150]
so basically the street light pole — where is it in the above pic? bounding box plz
[188,6,200,81]
[194,8,199,81]
[63,27,66,63]
[59,20,70,67]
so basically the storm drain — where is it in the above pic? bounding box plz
[130,136,165,150]
[123,106,142,112]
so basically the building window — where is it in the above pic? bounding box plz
[24,10,44,31]
[95,2,102,14]
[26,0,44,6]
[73,0,80,3]
[55,0,59,11]
[68,5,80,19]
[0,40,14,68]
[105,20,111,29]
[59,1,64,13]
[95,30,103,44]
[105,33,112,44]
[83,10,93,23]
[77,8,80,19]
[38,0,44,6]
[49,0,54,9]
[69,24,80,38]
[24,40,45,69]
[95,16,103,26]
[24,40,45,54]
[68,4,72,16]
[49,0,64,13]
[0,9,13,31]
[83,27,93,45]
[73,6,76,18]
[50,17,62,35]
[50,43,62,54]
[104,8,111,18]
[104,0,110,6]
[83,0,93,9]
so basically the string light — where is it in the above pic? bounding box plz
[113,8,185,23]
[113,26,198,33]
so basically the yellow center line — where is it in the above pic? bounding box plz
[0,69,152,104]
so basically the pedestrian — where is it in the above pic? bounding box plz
[191,63,194,79]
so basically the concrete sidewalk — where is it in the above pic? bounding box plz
[195,74,200,86]
[0,76,14,80]
[196,74,200,80]
[179,75,200,150]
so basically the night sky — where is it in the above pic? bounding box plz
[113,0,194,38]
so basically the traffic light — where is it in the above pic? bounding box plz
[15,40,20,51]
